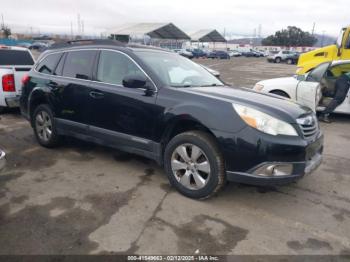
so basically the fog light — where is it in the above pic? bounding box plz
[253,164,293,177]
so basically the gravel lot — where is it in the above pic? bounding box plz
[0,57,350,255]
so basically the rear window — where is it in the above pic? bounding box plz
[36,52,63,75]
[0,50,34,65]
[62,50,97,80]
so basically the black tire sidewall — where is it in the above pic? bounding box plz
[32,104,59,147]
[164,132,223,199]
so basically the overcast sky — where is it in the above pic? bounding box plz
[1,0,348,38]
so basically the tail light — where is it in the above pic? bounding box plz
[2,74,15,92]
[21,74,30,86]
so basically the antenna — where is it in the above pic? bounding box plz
[70,21,73,39]
[312,22,315,35]
[258,24,262,38]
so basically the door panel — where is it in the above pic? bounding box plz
[89,50,160,144]
[50,76,92,125]
[296,81,319,111]
[53,50,97,126]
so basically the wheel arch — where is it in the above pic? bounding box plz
[269,89,291,98]
[160,116,219,163]
[28,88,51,126]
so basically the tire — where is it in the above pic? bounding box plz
[32,104,60,148]
[286,58,293,65]
[0,106,5,114]
[270,90,290,98]
[275,57,281,63]
[164,131,225,199]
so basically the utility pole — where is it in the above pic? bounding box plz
[81,20,84,37]
[321,30,326,47]
[1,13,4,27]
[311,22,315,35]
[70,21,73,40]
[77,14,81,35]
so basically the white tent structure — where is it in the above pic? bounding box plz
[107,23,191,42]
[190,29,226,43]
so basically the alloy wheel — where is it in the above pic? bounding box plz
[35,111,53,142]
[171,143,211,190]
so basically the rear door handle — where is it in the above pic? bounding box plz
[89,91,104,99]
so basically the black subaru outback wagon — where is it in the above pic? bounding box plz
[20,40,323,199]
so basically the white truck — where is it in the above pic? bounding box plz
[0,46,35,113]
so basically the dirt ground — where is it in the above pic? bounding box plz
[0,57,350,255]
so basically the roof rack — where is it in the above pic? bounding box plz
[49,39,126,49]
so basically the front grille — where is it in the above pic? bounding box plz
[297,114,318,138]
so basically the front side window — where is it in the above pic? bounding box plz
[345,32,350,49]
[336,28,346,47]
[36,53,62,75]
[136,51,224,87]
[62,50,96,80]
[96,50,145,86]
[306,62,330,82]
[0,50,34,66]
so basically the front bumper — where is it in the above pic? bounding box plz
[226,152,322,186]
[214,127,324,186]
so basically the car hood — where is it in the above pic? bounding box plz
[183,86,312,123]
[259,76,298,87]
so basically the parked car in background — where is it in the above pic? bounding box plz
[285,52,300,65]
[253,60,350,114]
[17,42,32,48]
[267,50,293,63]
[228,50,242,57]
[0,46,35,113]
[252,50,264,57]
[20,40,323,199]
[0,149,5,171]
[191,49,207,58]
[29,42,50,52]
[241,51,256,57]
[207,50,230,59]
[174,49,194,59]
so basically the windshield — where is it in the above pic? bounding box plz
[336,28,346,47]
[135,51,224,87]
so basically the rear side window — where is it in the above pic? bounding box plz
[36,53,62,75]
[96,50,145,86]
[0,50,34,65]
[62,50,96,80]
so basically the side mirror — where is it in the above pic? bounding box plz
[122,74,148,89]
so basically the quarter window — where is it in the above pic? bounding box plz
[36,53,62,75]
[62,50,97,80]
[96,50,145,86]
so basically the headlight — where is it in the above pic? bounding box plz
[233,104,298,136]
[253,83,264,92]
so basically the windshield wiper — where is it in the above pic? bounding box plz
[199,83,224,87]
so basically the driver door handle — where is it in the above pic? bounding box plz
[89,91,104,99]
